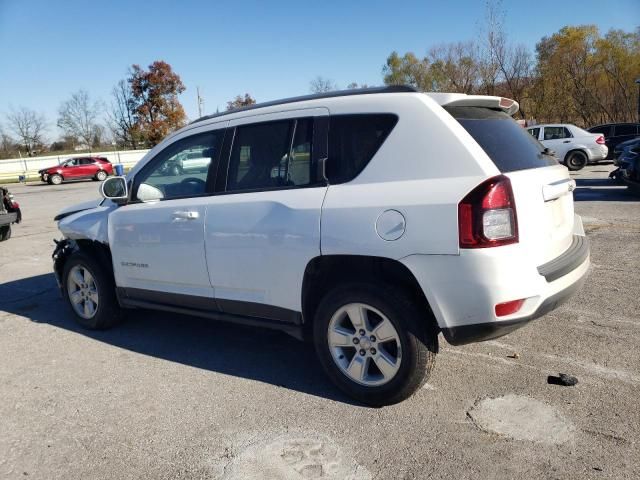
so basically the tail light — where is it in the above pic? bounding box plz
[595,135,605,145]
[458,175,518,248]
[7,193,18,209]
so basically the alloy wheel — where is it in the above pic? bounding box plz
[67,265,99,319]
[327,302,402,387]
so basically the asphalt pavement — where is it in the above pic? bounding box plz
[0,166,638,479]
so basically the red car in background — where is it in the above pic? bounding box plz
[39,157,113,185]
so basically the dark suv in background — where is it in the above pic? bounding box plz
[587,123,640,159]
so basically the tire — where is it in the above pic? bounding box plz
[565,151,588,171]
[0,225,11,241]
[95,170,108,181]
[313,283,438,407]
[50,174,63,185]
[61,251,123,329]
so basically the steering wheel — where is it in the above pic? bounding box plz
[181,177,206,188]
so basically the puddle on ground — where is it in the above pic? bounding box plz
[467,394,574,444]
[221,433,371,479]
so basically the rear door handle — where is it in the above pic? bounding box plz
[563,140,571,143]
[172,210,200,220]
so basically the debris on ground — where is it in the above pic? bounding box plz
[547,373,579,386]
[507,353,520,359]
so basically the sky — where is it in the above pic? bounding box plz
[0,0,638,140]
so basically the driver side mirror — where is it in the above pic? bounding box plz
[100,176,128,205]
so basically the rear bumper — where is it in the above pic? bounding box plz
[401,218,590,346]
[441,268,586,345]
[586,145,608,161]
[0,212,18,226]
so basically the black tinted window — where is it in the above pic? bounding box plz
[447,107,556,173]
[327,114,398,183]
[614,124,638,136]
[588,125,612,137]
[288,119,314,186]
[227,119,319,192]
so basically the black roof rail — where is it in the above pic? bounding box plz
[190,85,418,125]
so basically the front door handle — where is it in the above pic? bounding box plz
[563,140,571,143]
[172,210,199,220]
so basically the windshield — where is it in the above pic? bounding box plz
[446,106,557,172]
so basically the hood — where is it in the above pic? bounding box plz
[54,198,104,221]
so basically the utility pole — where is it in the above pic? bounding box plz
[197,87,205,118]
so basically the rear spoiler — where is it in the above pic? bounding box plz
[426,93,519,116]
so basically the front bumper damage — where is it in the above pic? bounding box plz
[52,238,74,289]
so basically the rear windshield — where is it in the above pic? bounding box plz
[446,106,557,172]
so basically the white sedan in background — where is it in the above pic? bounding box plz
[527,124,608,171]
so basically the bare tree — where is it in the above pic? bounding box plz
[347,82,370,89]
[6,107,47,155]
[483,0,533,117]
[0,124,16,157]
[57,90,104,150]
[107,79,139,149]
[310,76,338,93]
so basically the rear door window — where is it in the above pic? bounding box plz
[226,118,318,192]
[543,126,571,140]
[327,114,398,183]
[446,106,556,173]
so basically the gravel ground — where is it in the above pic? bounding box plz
[1,166,639,480]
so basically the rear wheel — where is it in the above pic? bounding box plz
[313,283,437,406]
[62,251,123,329]
[50,174,63,185]
[95,170,108,181]
[565,151,588,171]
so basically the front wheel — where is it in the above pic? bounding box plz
[565,151,588,171]
[62,251,123,329]
[95,170,108,181]
[313,284,438,406]
[50,174,63,185]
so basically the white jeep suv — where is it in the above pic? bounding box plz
[53,86,590,406]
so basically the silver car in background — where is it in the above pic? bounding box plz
[527,124,608,171]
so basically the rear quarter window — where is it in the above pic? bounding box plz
[327,114,398,183]
[446,106,557,173]
[614,124,638,136]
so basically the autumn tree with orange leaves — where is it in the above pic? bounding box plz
[128,61,187,146]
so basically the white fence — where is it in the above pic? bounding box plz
[0,149,150,182]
